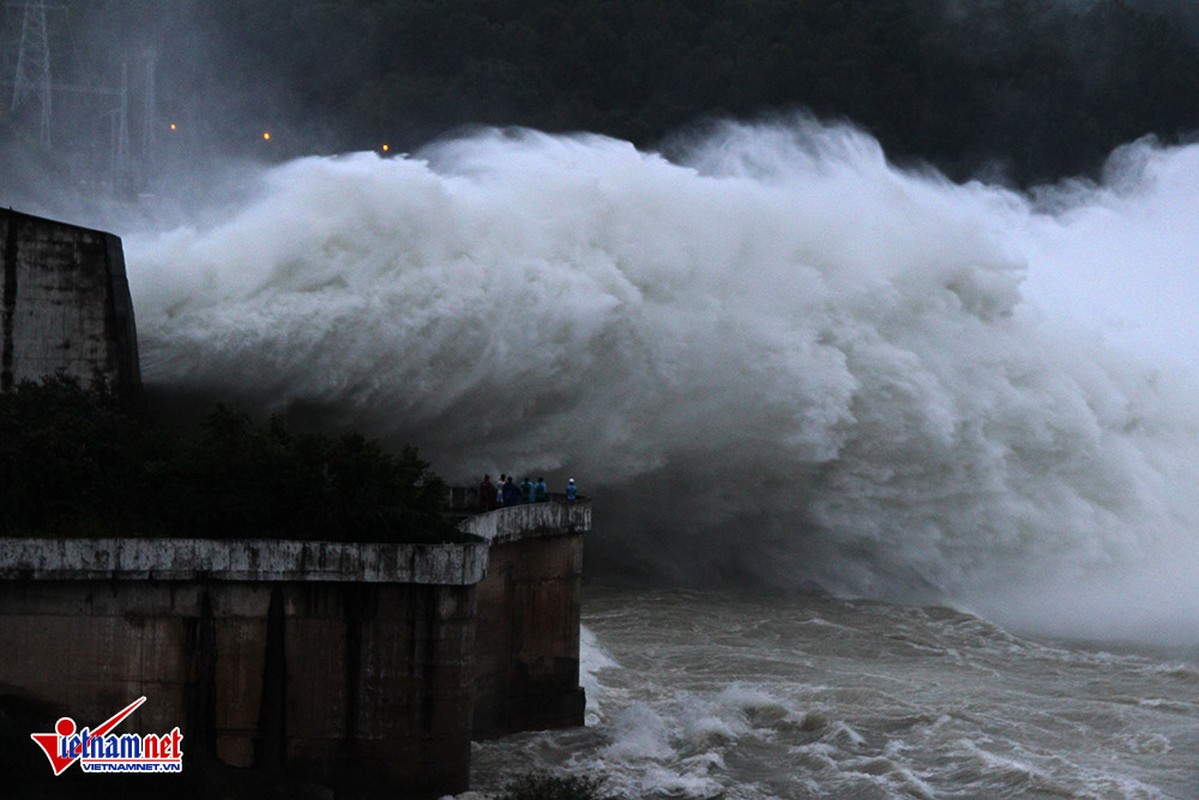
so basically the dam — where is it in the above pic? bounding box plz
[0,209,591,797]
[0,208,140,398]
[0,497,590,797]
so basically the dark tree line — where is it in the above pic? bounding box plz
[0,375,457,542]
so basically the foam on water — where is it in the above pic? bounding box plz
[126,118,1199,643]
[466,587,1197,798]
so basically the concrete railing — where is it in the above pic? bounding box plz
[0,537,489,585]
[455,497,591,544]
[444,485,588,514]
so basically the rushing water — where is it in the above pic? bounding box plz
[114,119,1199,796]
[467,586,1199,799]
[126,120,1199,645]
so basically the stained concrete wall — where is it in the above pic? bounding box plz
[0,537,488,584]
[458,502,589,738]
[0,579,478,797]
[0,538,488,798]
[0,208,140,396]
[472,534,585,738]
[456,498,592,545]
[0,504,590,798]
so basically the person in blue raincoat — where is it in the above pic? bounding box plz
[502,475,521,506]
[565,478,578,502]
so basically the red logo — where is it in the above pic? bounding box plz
[30,697,183,775]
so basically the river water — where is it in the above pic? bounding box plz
[467,586,1198,799]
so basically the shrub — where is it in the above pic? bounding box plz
[498,771,617,800]
[0,374,459,542]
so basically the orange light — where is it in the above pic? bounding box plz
[169,122,177,131]
[262,132,271,141]
[382,143,390,153]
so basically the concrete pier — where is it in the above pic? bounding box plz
[461,501,590,738]
[0,209,587,796]
[0,208,140,397]
[0,499,590,798]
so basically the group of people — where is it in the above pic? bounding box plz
[477,474,577,511]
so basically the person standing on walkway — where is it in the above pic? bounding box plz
[502,475,521,506]
[533,476,548,503]
[479,475,495,512]
[565,478,578,502]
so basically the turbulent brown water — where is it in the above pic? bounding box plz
[467,586,1199,799]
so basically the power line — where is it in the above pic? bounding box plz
[142,47,156,165]
[10,0,51,146]
[3,2,149,190]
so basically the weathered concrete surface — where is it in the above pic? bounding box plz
[277,582,477,796]
[0,208,140,396]
[0,577,478,798]
[460,500,589,738]
[472,533,585,738]
[0,537,488,585]
[456,499,591,544]
[0,500,590,797]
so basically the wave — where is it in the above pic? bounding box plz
[125,118,1199,643]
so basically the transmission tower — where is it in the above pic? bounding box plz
[141,48,156,166]
[113,58,129,177]
[10,0,52,146]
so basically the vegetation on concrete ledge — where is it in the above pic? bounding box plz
[498,771,617,800]
[0,374,461,543]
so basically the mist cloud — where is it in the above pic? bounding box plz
[126,119,1199,644]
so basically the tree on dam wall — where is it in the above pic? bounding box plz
[0,374,457,542]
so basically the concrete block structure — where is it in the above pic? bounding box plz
[0,501,589,798]
[460,500,589,738]
[0,209,588,796]
[0,208,140,397]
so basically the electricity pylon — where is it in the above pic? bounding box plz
[10,0,52,147]
[141,48,156,165]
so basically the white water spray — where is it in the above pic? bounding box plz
[127,120,1199,644]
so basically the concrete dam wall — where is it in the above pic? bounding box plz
[0,501,590,798]
[0,208,140,396]
[0,209,588,796]
[460,500,590,739]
